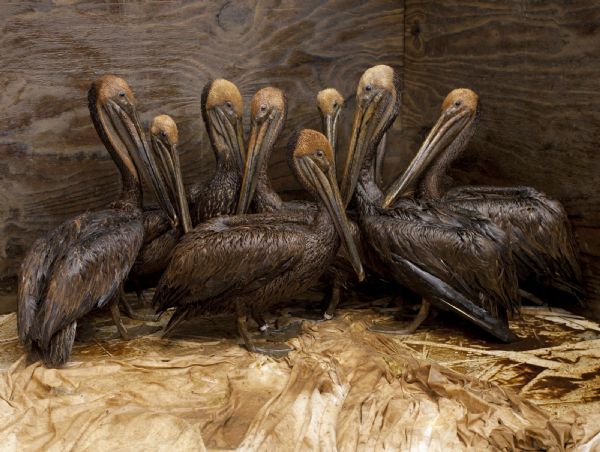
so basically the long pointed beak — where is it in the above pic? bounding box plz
[234,119,246,171]
[374,132,387,187]
[170,145,192,233]
[381,110,469,208]
[236,118,274,214]
[321,111,340,173]
[105,100,176,220]
[211,108,246,173]
[151,137,192,233]
[340,92,388,207]
[299,157,364,281]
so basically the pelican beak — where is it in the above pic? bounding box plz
[236,112,280,214]
[382,109,470,208]
[321,109,341,172]
[298,157,364,281]
[151,136,192,233]
[103,99,176,220]
[208,107,245,172]
[340,90,392,207]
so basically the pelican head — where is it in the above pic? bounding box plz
[236,86,287,214]
[88,75,173,214]
[316,88,344,152]
[340,65,400,206]
[150,115,192,233]
[202,79,245,172]
[290,129,364,282]
[381,88,479,208]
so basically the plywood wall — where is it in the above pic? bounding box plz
[1,0,599,315]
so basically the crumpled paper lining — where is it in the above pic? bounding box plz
[0,310,598,451]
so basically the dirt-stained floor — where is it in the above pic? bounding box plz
[0,290,599,451]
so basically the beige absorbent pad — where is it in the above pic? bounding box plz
[0,300,599,451]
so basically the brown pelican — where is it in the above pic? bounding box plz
[153,129,364,355]
[189,78,245,224]
[122,79,244,303]
[340,66,519,341]
[123,115,192,312]
[236,87,289,214]
[316,88,363,319]
[317,88,344,172]
[382,89,583,303]
[17,76,176,366]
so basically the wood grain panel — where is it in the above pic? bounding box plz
[393,0,600,315]
[0,0,405,299]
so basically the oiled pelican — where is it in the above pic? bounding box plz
[123,79,245,302]
[340,66,519,341]
[236,87,289,214]
[317,88,344,172]
[153,129,364,355]
[189,78,245,224]
[382,88,583,303]
[124,115,192,310]
[17,76,175,366]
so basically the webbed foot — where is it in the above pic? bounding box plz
[248,341,294,358]
[286,310,330,321]
[263,320,303,342]
[369,299,430,336]
[120,292,160,322]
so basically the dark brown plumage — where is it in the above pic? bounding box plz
[382,88,583,303]
[17,76,173,367]
[341,66,520,341]
[153,129,363,355]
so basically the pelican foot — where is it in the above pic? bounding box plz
[287,310,332,322]
[369,299,430,335]
[120,295,160,322]
[125,311,161,322]
[264,320,303,342]
[368,322,420,335]
[249,341,294,358]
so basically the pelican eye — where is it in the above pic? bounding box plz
[118,91,126,98]
[315,149,324,158]
[333,101,338,108]
[161,131,167,138]
[365,85,372,92]
[226,101,232,109]
[260,105,267,112]
[454,100,462,107]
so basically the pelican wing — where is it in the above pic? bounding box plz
[365,201,519,337]
[17,217,84,343]
[154,214,306,314]
[31,210,143,348]
[445,186,583,298]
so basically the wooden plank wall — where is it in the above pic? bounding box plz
[0,0,405,310]
[390,0,600,317]
[2,0,599,316]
